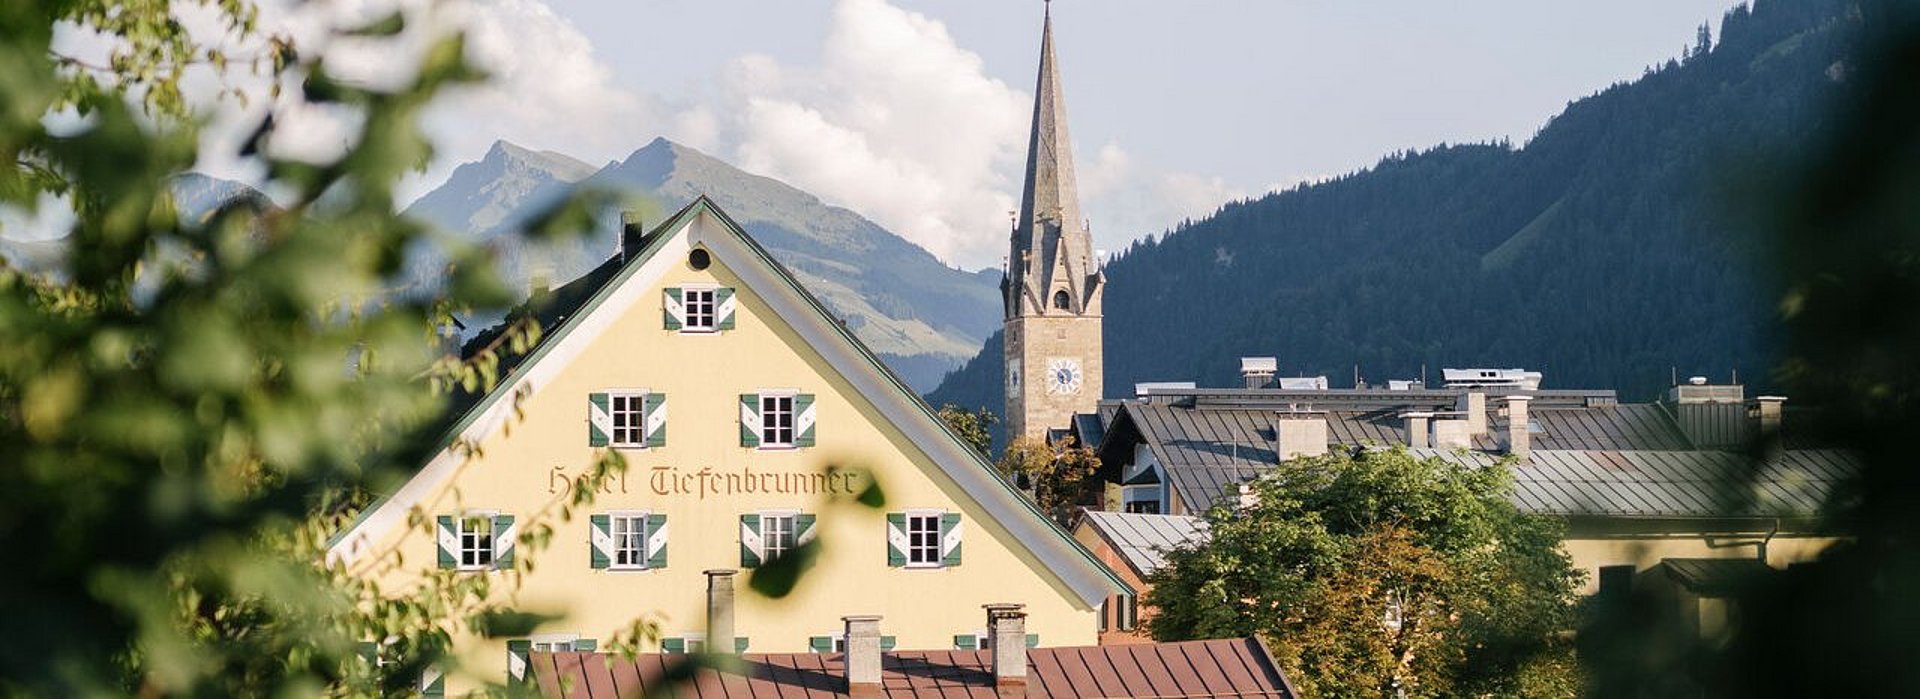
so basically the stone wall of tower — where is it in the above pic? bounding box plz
[1004,313,1103,442]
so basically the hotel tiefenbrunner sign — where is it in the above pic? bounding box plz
[548,463,868,500]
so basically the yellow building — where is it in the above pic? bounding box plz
[327,197,1128,693]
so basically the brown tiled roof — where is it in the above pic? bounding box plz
[531,638,1297,698]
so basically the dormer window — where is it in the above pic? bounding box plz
[1052,290,1071,310]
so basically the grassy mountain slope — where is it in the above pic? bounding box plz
[403,137,1001,391]
[930,0,1859,420]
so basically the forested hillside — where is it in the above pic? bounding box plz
[930,0,1859,422]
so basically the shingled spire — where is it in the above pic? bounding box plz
[1005,2,1100,319]
[1001,2,1104,442]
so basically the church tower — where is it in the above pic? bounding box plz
[1004,3,1103,442]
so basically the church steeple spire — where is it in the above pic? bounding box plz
[1006,2,1098,319]
[1001,2,1103,443]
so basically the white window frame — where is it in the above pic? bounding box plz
[905,510,943,568]
[606,389,649,448]
[671,633,707,654]
[680,284,719,333]
[758,509,799,561]
[758,390,797,449]
[959,630,988,650]
[456,511,497,571]
[608,510,650,571]
[529,633,580,653]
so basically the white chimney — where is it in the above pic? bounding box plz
[1240,357,1278,389]
[1500,395,1532,459]
[843,615,883,695]
[1756,396,1787,436]
[984,604,1028,690]
[705,570,736,654]
[1275,414,1329,461]
[1457,392,1488,435]
[1403,412,1432,449]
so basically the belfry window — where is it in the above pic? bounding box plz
[1052,289,1071,310]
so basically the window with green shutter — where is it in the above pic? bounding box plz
[715,288,736,329]
[587,392,611,446]
[739,514,762,568]
[420,666,444,697]
[645,513,669,568]
[666,286,735,332]
[591,512,654,570]
[643,393,667,447]
[661,638,686,654]
[739,394,761,447]
[663,288,685,330]
[506,640,531,683]
[885,513,908,567]
[492,514,516,570]
[809,636,834,653]
[938,512,962,566]
[438,512,510,572]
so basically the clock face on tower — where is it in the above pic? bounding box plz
[1046,357,1083,396]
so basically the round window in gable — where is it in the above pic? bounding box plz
[688,248,711,270]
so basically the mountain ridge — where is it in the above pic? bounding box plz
[928,0,1857,438]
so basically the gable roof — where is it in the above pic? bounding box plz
[1077,511,1208,579]
[530,638,1299,698]
[328,196,1129,603]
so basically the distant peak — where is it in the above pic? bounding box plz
[480,140,595,182]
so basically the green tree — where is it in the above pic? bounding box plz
[0,0,631,695]
[935,403,995,457]
[1146,448,1582,698]
[994,435,1100,527]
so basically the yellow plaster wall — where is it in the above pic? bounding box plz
[346,216,1097,691]
[1561,535,1837,594]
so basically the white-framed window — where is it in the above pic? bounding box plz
[762,513,797,560]
[529,634,580,653]
[611,513,648,569]
[760,394,795,447]
[609,392,646,447]
[682,287,717,331]
[907,513,941,566]
[457,514,496,570]
[957,631,987,650]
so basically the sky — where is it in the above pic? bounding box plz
[24,0,1746,271]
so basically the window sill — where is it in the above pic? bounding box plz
[756,444,800,451]
[676,328,720,335]
[605,566,654,573]
[903,563,949,571]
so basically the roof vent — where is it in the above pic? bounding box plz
[1689,376,1709,386]
[1240,357,1277,389]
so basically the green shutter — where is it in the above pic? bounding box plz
[506,639,532,683]
[572,639,597,652]
[809,636,834,653]
[435,515,456,569]
[662,638,685,654]
[739,514,763,568]
[644,393,667,448]
[739,394,761,447]
[493,514,516,570]
[589,514,611,570]
[940,512,962,567]
[885,513,907,567]
[646,514,668,568]
[734,637,749,654]
[663,288,685,330]
[795,513,817,546]
[881,636,897,652]
[588,392,611,447]
[716,288,736,330]
[794,394,816,447]
[954,634,976,650]
[1026,634,1039,649]
[420,666,444,697]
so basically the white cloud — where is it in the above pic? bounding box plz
[721,0,1029,265]
[1079,141,1247,251]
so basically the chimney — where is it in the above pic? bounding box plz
[1403,412,1432,449]
[1756,396,1786,436]
[842,615,883,695]
[705,569,736,654]
[1431,419,1471,449]
[1275,413,1328,461]
[984,604,1028,691]
[1240,357,1277,389]
[1500,395,1532,459]
[1457,391,1488,435]
[620,210,647,262]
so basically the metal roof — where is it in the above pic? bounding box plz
[1410,448,1857,518]
[530,638,1298,698]
[1078,511,1209,577]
